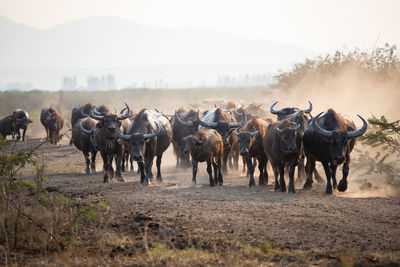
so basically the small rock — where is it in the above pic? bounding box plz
[161,227,175,237]
[135,242,144,248]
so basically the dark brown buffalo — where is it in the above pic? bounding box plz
[11,109,33,141]
[171,107,199,168]
[0,115,14,139]
[40,107,64,145]
[75,117,98,174]
[115,109,172,185]
[234,118,270,187]
[302,109,367,194]
[183,129,223,186]
[197,108,247,173]
[263,119,302,193]
[270,101,324,183]
[84,104,131,182]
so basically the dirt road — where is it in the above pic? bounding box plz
[18,138,400,266]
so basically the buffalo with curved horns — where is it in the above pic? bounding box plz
[82,103,131,182]
[75,117,98,174]
[197,108,247,174]
[171,108,199,168]
[270,101,312,121]
[115,109,172,185]
[302,109,367,194]
[263,119,302,193]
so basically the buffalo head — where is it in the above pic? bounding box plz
[313,112,367,164]
[115,123,160,161]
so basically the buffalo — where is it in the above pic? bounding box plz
[115,109,172,185]
[83,104,131,182]
[40,107,64,145]
[0,115,14,140]
[11,109,33,141]
[183,129,223,186]
[171,108,200,168]
[234,118,271,187]
[302,109,368,194]
[269,101,312,121]
[75,117,98,174]
[197,108,247,173]
[263,119,302,193]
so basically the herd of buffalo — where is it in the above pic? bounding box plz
[0,100,368,194]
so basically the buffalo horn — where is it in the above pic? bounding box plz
[117,103,131,120]
[115,126,130,141]
[175,110,194,127]
[347,115,368,138]
[313,112,333,137]
[144,123,160,139]
[197,111,218,128]
[78,121,94,135]
[304,101,313,113]
[270,101,282,115]
[229,110,247,128]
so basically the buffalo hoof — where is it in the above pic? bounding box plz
[325,186,333,194]
[91,167,96,173]
[289,185,296,194]
[274,184,280,191]
[303,181,313,190]
[209,182,215,187]
[337,180,348,192]
[218,181,223,186]
[280,186,286,193]
[103,175,109,183]
[156,177,162,184]
[85,168,90,174]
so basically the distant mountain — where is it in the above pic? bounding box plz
[0,16,314,69]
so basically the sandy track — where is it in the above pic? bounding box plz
[17,139,400,265]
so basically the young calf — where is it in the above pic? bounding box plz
[183,129,223,186]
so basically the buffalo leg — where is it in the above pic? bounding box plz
[217,154,223,185]
[264,157,269,185]
[83,151,91,174]
[191,160,199,185]
[246,157,255,187]
[322,161,333,194]
[330,164,338,189]
[278,163,286,192]
[108,155,115,181]
[271,162,280,191]
[156,154,163,183]
[212,158,218,185]
[144,157,154,185]
[206,160,215,186]
[338,154,350,192]
[101,151,109,183]
[115,155,124,182]
[242,156,247,175]
[258,157,267,186]
[314,168,324,183]
[138,161,145,184]
[288,163,296,194]
[303,157,315,190]
[22,128,26,141]
[296,154,306,185]
[222,149,229,174]
[90,151,97,173]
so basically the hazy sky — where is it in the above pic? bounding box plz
[1,0,399,53]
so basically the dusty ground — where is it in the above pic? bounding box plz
[11,136,400,266]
